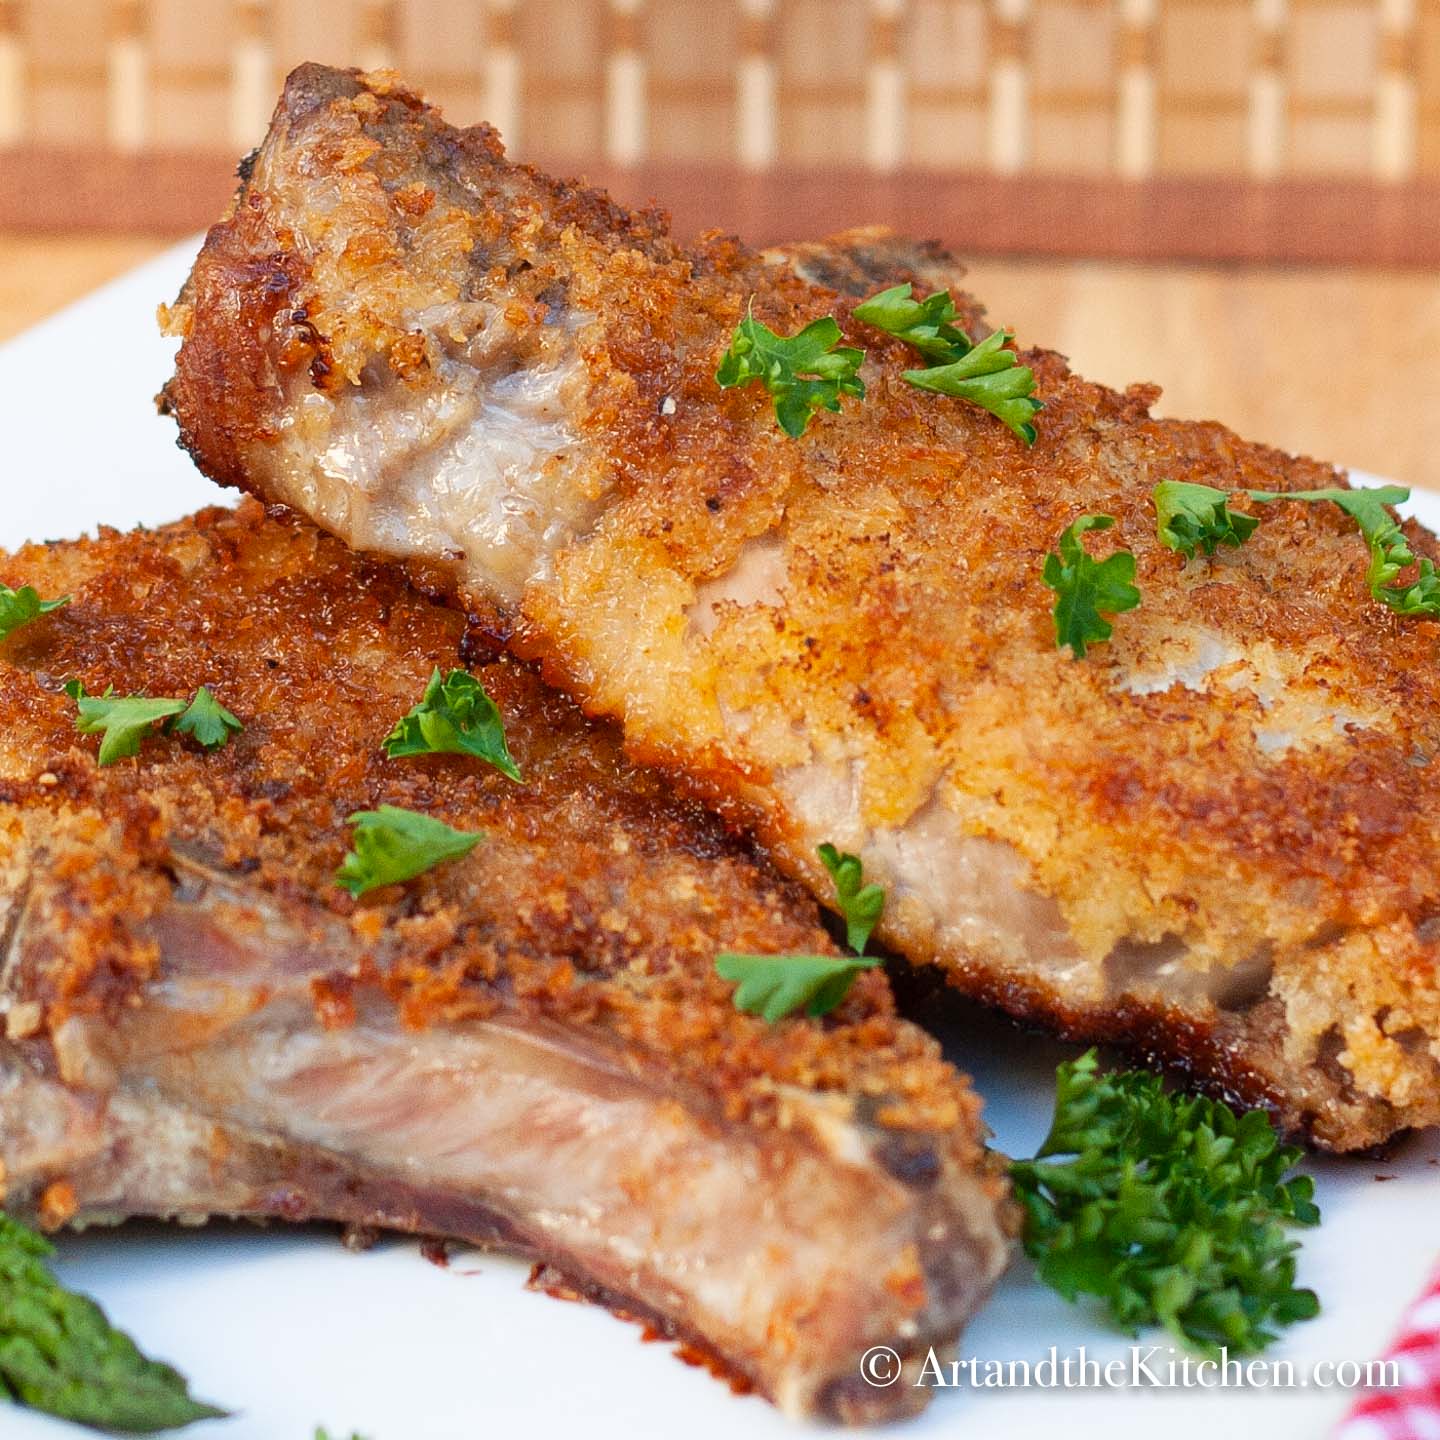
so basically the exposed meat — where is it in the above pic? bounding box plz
[161,64,1440,1151]
[0,502,1012,1422]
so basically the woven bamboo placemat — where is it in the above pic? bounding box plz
[3,0,1438,260]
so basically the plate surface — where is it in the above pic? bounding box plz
[3,248,1438,1440]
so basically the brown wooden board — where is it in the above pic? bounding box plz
[5,147,1440,266]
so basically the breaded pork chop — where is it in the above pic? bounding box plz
[162,65,1440,1150]
[0,501,1012,1423]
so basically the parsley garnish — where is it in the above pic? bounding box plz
[713,951,880,1023]
[715,305,865,438]
[852,281,976,364]
[173,687,243,750]
[1041,515,1141,658]
[1153,480,1260,560]
[1153,480,1440,617]
[66,682,242,765]
[384,669,522,781]
[335,805,483,897]
[1011,1052,1320,1355]
[0,1212,225,1431]
[817,842,886,954]
[66,683,185,766]
[0,584,68,643]
[903,331,1042,445]
[717,845,885,1021]
[1253,484,1440,616]
[853,282,1042,444]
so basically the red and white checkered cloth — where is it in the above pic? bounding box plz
[1336,1265,1440,1440]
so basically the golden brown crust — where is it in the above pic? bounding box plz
[161,66,1440,1149]
[0,501,990,1153]
[0,505,1021,1423]
[160,65,672,492]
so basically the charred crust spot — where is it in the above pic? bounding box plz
[287,307,335,385]
[460,609,514,661]
[776,232,968,309]
[163,235,309,488]
[922,958,1404,1151]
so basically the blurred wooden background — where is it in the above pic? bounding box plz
[2,1,1438,490]
[2,0,1440,260]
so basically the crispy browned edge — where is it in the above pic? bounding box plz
[156,66,1440,1152]
[0,499,1021,1413]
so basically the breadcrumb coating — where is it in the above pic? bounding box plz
[162,65,1440,1149]
[0,501,997,1145]
[0,502,1013,1420]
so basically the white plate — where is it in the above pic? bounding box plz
[3,248,1438,1440]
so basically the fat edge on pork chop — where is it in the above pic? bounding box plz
[161,64,1440,1151]
[0,500,1013,1423]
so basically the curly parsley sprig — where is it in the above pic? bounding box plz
[716,844,886,1022]
[65,682,241,766]
[1252,484,1440,616]
[851,281,976,364]
[714,951,880,1023]
[1042,515,1141,658]
[1153,479,1440,617]
[335,806,484,897]
[716,305,865,438]
[817,842,886,954]
[0,584,68,644]
[853,282,1042,444]
[1011,1052,1320,1356]
[1153,480,1261,560]
[385,668,522,782]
